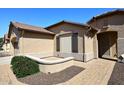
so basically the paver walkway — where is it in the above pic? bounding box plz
[0,56,13,65]
[18,66,84,85]
[61,59,116,85]
[0,65,11,84]
[0,64,24,85]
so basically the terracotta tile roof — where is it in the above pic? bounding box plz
[87,9,124,24]
[11,21,55,35]
[45,20,89,29]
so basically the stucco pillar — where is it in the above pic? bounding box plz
[93,34,98,59]
[54,35,57,56]
[117,31,124,57]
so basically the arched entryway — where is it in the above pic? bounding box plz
[97,31,118,60]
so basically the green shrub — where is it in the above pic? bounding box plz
[11,56,25,65]
[11,56,40,78]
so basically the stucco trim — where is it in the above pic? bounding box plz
[18,52,54,58]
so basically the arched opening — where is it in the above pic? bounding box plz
[97,31,118,60]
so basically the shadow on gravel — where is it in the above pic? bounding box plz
[108,62,124,85]
[18,66,85,85]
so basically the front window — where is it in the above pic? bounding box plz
[72,33,78,53]
[56,37,60,51]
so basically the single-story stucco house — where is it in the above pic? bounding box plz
[2,9,124,62]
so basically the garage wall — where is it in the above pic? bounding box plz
[19,31,54,57]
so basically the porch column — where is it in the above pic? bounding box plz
[93,34,98,59]
[117,31,124,57]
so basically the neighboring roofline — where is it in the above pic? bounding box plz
[45,20,89,29]
[87,9,124,24]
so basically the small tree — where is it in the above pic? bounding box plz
[0,37,3,50]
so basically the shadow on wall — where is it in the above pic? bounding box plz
[86,31,96,38]
[108,62,124,85]
[97,32,117,58]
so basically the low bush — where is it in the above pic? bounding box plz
[11,56,40,78]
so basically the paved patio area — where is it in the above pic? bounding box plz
[18,66,84,85]
[60,59,117,85]
[0,57,124,85]
[0,64,24,85]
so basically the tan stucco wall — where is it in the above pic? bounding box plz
[39,59,74,73]
[19,31,54,56]
[84,33,95,61]
[9,41,14,55]
[84,35,94,53]
[48,23,87,53]
[93,34,98,59]
[2,43,10,52]
[89,14,124,29]
[48,23,86,34]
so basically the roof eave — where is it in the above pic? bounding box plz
[17,28,55,35]
[87,9,124,24]
[45,20,89,29]
[8,21,55,36]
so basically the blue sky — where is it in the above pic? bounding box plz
[0,8,119,37]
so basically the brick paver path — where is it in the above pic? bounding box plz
[18,66,84,85]
[0,65,11,84]
[61,59,116,85]
[0,64,23,85]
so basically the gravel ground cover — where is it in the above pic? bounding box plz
[18,66,84,85]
